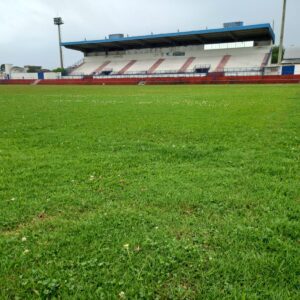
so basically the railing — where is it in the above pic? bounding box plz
[222,67,263,76]
[66,59,85,74]
[194,64,211,70]
[61,66,281,80]
[93,73,206,79]
[94,67,263,78]
[102,69,194,76]
[71,59,84,69]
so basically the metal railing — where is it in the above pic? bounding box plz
[194,64,211,70]
[62,66,282,80]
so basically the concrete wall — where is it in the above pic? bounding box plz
[44,72,61,79]
[4,64,13,73]
[10,73,38,79]
[9,72,61,80]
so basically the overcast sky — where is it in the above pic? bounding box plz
[0,0,299,69]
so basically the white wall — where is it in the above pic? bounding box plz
[264,66,280,76]
[4,64,13,74]
[10,73,38,79]
[44,72,61,79]
[9,72,61,80]
[295,65,300,75]
[62,76,83,79]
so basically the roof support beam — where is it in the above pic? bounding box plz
[131,40,153,47]
[157,38,174,45]
[192,35,207,44]
[131,40,149,46]
[227,32,238,41]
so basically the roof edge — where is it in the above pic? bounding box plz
[62,23,275,48]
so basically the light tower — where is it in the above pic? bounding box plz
[278,0,287,64]
[54,17,64,69]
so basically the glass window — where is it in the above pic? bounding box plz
[204,41,254,50]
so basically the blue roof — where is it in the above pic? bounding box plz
[62,23,275,52]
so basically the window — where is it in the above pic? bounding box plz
[173,51,185,56]
[204,41,254,50]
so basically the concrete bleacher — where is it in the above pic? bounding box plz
[70,59,99,75]
[70,44,272,77]
[129,59,158,74]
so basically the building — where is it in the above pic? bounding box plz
[62,23,275,77]
[0,64,61,80]
[283,47,300,64]
[279,47,300,75]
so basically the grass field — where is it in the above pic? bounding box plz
[0,84,299,299]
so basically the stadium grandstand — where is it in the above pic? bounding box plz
[62,23,275,78]
[1,21,300,85]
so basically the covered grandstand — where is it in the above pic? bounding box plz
[2,22,300,85]
[62,23,275,77]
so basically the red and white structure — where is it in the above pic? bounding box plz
[1,22,300,84]
[62,23,275,78]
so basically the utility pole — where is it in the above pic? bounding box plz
[278,0,287,64]
[54,17,64,69]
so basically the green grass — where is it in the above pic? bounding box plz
[0,85,299,299]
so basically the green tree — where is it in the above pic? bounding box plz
[271,46,285,64]
[52,67,65,73]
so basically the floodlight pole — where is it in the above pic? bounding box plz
[57,24,64,69]
[54,17,64,69]
[278,0,287,64]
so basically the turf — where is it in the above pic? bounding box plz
[0,84,299,299]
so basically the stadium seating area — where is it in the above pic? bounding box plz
[69,45,272,77]
[3,23,300,86]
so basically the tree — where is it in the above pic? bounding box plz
[271,46,285,64]
[26,66,42,73]
[52,67,65,73]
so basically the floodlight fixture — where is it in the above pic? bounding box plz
[54,17,64,26]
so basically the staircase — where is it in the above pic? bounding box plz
[31,80,41,85]
[215,55,231,72]
[148,59,165,74]
[118,60,137,75]
[261,52,272,67]
[93,61,111,74]
[178,57,195,73]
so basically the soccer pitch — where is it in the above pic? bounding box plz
[0,85,299,299]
